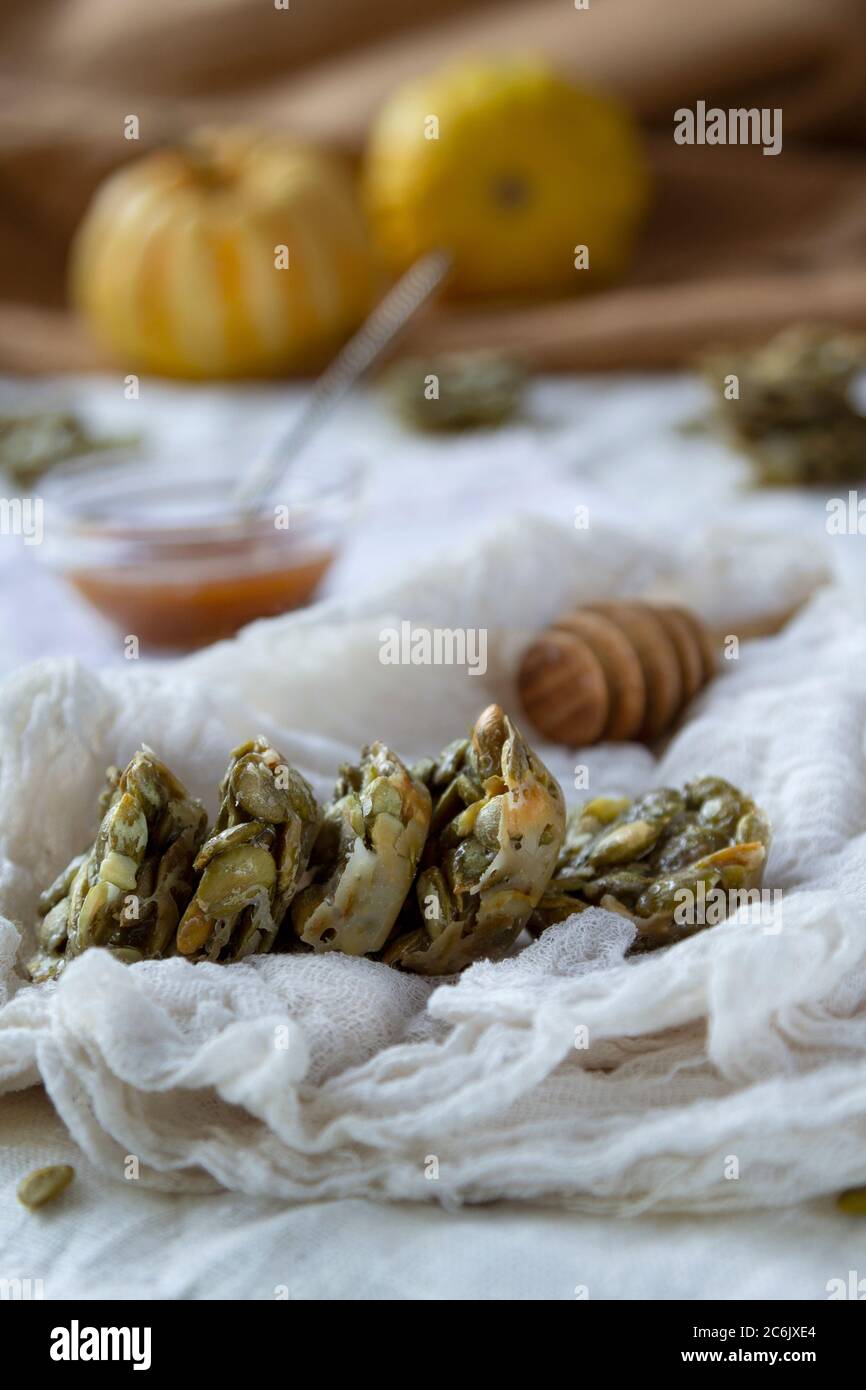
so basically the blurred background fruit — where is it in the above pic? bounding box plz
[363,60,649,298]
[3,0,866,375]
[70,130,379,378]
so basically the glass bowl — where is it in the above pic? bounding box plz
[37,446,362,649]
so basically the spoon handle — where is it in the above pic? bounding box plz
[235,248,452,510]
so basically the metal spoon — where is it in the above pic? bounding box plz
[234,248,452,511]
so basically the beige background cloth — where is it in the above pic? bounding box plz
[2,0,866,371]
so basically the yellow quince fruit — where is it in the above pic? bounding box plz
[363,59,650,299]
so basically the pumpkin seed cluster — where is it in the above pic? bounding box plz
[531,778,771,948]
[291,741,431,956]
[699,325,866,486]
[29,738,320,977]
[28,721,771,981]
[29,748,208,981]
[383,705,565,975]
[176,737,320,963]
[382,352,525,432]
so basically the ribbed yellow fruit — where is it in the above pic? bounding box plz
[70,130,378,378]
[363,60,650,298]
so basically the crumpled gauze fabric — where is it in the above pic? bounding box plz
[2,514,866,1213]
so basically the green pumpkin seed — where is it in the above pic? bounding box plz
[631,789,686,823]
[203,739,319,956]
[699,794,740,833]
[837,1187,866,1215]
[196,845,276,916]
[635,868,721,918]
[735,809,771,845]
[589,819,659,867]
[685,777,735,807]
[98,849,139,892]
[366,778,402,820]
[446,837,493,893]
[38,854,87,916]
[346,793,365,839]
[586,868,651,901]
[473,798,503,850]
[36,899,70,953]
[581,796,630,825]
[105,792,148,859]
[415,867,454,932]
[77,880,120,940]
[410,757,436,786]
[431,739,470,787]
[429,779,467,837]
[232,760,293,823]
[106,947,145,965]
[194,821,266,871]
[655,825,725,872]
[17,1164,74,1210]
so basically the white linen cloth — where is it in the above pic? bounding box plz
[2,502,866,1214]
[5,1087,860,1301]
[3,1086,859,1301]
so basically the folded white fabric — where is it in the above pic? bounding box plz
[2,514,865,1212]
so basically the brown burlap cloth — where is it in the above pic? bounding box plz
[2,0,866,373]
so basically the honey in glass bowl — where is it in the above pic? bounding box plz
[38,448,362,649]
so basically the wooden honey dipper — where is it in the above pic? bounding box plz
[517,600,719,746]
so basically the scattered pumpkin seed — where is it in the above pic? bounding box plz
[17,1164,75,1210]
